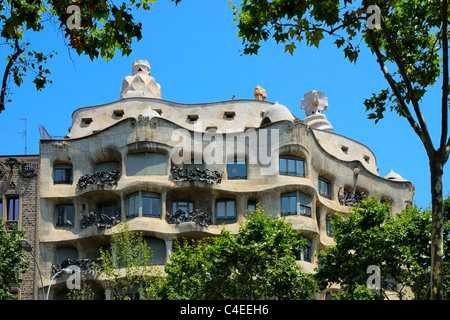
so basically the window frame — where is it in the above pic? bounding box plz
[54,163,73,184]
[172,201,194,213]
[227,157,247,180]
[298,236,312,263]
[216,199,236,223]
[99,202,119,218]
[326,215,334,237]
[318,177,331,199]
[7,196,19,221]
[279,155,305,177]
[280,191,312,218]
[126,191,161,219]
[126,152,167,176]
[55,204,75,228]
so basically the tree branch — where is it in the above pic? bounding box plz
[366,29,424,142]
[367,0,435,156]
[0,35,24,114]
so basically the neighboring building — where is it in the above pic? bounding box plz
[34,60,414,299]
[0,155,39,300]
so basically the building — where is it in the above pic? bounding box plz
[34,60,414,299]
[0,155,39,300]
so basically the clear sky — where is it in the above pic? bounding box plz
[0,0,447,209]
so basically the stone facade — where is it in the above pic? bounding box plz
[0,155,39,300]
[33,60,415,299]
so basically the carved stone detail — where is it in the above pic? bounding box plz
[77,170,121,190]
[52,258,102,276]
[166,208,212,227]
[80,210,121,229]
[338,187,365,207]
[171,167,222,184]
[0,157,37,178]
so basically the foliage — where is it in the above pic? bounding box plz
[315,197,447,300]
[0,0,159,112]
[331,284,377,300]
[229,0,450,300]
[66,282,95,300]
[162,206,316,300]
[96,222,160,300]
[0,220,29,300]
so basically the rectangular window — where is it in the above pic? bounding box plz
[279,156,305,177]
[127,152,167,176]
[319,177,331,198]
[326,216,333,237]
[55,205,74,227]
[0,199,3,218]
[173,201,194,213]
[227,158,246,179]
[95,162,120,172]
[126,192,161,219]
[7,197,19,221]
[247,200,257,212]
[142,192,160,218]
[281,191,312,217]
[216,199,236,222]
[54,164,73,184]
[99,203,119,217]
[298,236,312,262]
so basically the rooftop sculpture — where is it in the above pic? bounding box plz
[301,90,333,132]
[120,60,162,99]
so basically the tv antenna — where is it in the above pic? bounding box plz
[14,118,27,155]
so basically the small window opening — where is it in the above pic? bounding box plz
[113,110,125,119]
[81,118,93,127]
[224,111,236,120]
[341,146,349,154]
[187,115,199,124]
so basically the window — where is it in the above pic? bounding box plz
[57,247,78,264]
[126,152,167,176]
[247,200,257,212]
[224,111,236,120]
[279,156,305,177]
[113,110,125,118]
[55,205,74,227]
[126,192,160,219]
[216,199,236,223]
[227,158,246,179]
[318,177,331,199]
[99,202,119,218]
[298,236,312,262]
[7,197,19,221]
[0,199,3,218]
[81,117,93,127]
[280,191,312,217]
[187,115,199,123]
[54,164,73,184]
[95,161,120,172]
[173,201,194,213]
[326,215,333,237]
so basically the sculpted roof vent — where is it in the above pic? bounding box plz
[301,90,333,132]
[120,60,162,99]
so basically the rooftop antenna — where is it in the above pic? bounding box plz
[14,118,27,155]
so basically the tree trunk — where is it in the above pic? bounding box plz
[430,156,444,300]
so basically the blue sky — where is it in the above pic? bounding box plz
[0,0,447,209]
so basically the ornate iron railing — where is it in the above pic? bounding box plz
[77,170,121,190]
[171,167,222,184]
[166,208,212,227]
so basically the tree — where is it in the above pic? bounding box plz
[0,0,157,113]
[0,220,29,300]
[315,197,447,300]
[229,0,450,299]
[96,222,161,300]
[162,206,316,300]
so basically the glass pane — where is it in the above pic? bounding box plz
[8,198,19,221]
[65,206,74,225]
[281,196,289,214]
[289,196,296,214]
[127,153,146,176]
[148,153,167,175]
[247,201,256,212]
[64,169,72,183]
[226,200,235,218]
[228,163,237,178]
[127,196,133,218]
[96,162,120,172]
[55,169,64,183]
[151,198,160,217]
[142,196,151,216]
[287,159,295,173]
[296,160,304,176]
[279,158,287,173]
[217,201,226,218]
